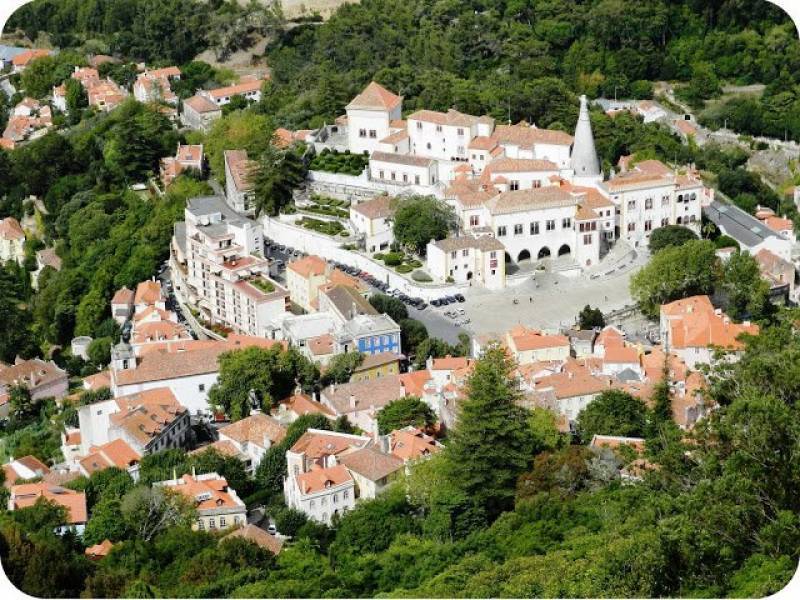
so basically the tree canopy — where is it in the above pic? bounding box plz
[391,196,456,255]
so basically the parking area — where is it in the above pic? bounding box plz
[261,236,651,344]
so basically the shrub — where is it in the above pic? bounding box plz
[396,264,413,273]
[374,253,385,260]
[408,259,422,268]
[412,270,432,282]
[383,252,403,266]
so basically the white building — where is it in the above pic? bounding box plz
[133,66,181,105]
[426,233,506,289]
[176,195,288,336]
[0,217,25,264]
[660,295,759,368]
[76,387,190,457]
[599,159,704,248]
[283,429,371,524]
[346,82,403,155]
[210,413,287,474]
[156,472,247,531]
[198,76,265,107]
[369,151,438,186]
[349,195,395,254]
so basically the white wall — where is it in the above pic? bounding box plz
[262,217,467,300]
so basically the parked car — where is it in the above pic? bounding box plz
[455,293,466,303]
[446,295,457,303]
[431,299,441,307]
[417,302,428,310]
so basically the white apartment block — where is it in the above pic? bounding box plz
[178,195,288,337]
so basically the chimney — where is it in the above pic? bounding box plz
[350,394,357,409]
[191,465,196,478]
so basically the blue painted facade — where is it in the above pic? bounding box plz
[357,333,401,355]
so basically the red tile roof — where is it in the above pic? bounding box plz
[10,482,87,524]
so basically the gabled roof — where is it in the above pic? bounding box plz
[218,413,287,448]
[338,447,403,481]
[296,464,352,494]
[10,482,87,524]
[224,524,283,554]
[346,81,402,111]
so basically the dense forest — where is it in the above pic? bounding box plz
[7,0,800,136]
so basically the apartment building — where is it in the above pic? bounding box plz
[345,81,403,155]
[177,195,288,336]
[224,149,256,215]
[426,233,506,289]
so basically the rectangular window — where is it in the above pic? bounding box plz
[490,251,496,259]
[457,128,464,136]
[583,234,592,245]
[198,384,205,392]
[209,518,216,529]
[416,121,422,130]
[510,180,520,191]
[403,173,408,183]
[644,220,653,232]
[661,217,669,226]
[627,200,636,210]
[645,198,653,210]
[451,251,457,259]
[627,222,636,232]
[391,172,396,181]
[197,520,204,530]
[359,129,367,138]
[497,226,507,237]
[469,215,479,227]
[462,249,469,257]
[435,125,442,133]
[514,224,523,235]
[414,175,420,185]
[533,180,542,188]
[220,517,226,527]
[562,217,572,228]
[530,222,540,235]
[369,129,377,138]
[379,170,384,179]
[546,220,555,231]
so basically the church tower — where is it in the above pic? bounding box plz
[570,95,602,186]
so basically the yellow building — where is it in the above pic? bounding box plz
[350,351,400,382]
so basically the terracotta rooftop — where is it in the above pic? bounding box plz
[280,393,336,418]
[288,255,327,278]
[486,186,576,215]
[351,195,394,220]
[296,463,352,494]
[184,94,220,114]
[218,413,287,448]
[289,429,370,458]
[224,149,254,192]
[224,524,283,554]
[322,375,406,414]
[0,216,24,240]
[346,81,402,111]
[492,123,573,147]
[10,482,87,524]
[338,447,403,481]
[389,427,441,462]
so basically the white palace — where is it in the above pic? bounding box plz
[309,82,709,288]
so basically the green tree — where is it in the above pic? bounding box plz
[399,318,429,356]
[377,396,436,434]
[391,196,456,255]
[83,498,131,544]
[249,142,306,216]
[576,389,648,442]
[444,347,532,520]
[120,486,195,542]
[63,77,87,123]
[577,304,605,329]
[368,294,408,322]
[648,224,698,253]
[719,250,771,321]
[209,346,312,420]
[87,336,113,367]
[321,351,364,385]
[630,239,719,317]
[527,407,567,455]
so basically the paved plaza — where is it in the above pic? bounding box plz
[417,244,651,343]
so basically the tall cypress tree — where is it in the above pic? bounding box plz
[445,347,533,520]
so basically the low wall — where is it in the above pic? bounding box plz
[262,217,466,300]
